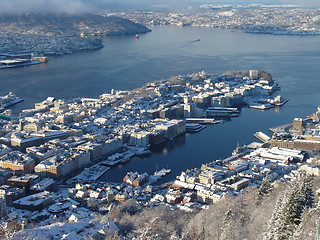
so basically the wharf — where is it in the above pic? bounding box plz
[186,118,222,124]
[253,131,271,143]
[222,149,251,164]
[67,164,110,184]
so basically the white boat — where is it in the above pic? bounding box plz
[154,168,171,176]
[269,95,288,106]
[248,103,274,110]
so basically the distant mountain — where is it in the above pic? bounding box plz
[0,13,151,37]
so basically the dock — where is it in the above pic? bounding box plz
[186,118,220,124]
[254,131,271,143]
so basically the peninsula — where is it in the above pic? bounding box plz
[0,13,151,56]
[0,70,319,239]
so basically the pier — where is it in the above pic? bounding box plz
[186,118,220,124]
[254,131,271,143]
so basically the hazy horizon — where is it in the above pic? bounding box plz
[0,0,318,15]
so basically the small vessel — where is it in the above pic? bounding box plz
[248,103,274,110]
[269,95,288,106]
[154,168,171,176]
[135,34,139,39]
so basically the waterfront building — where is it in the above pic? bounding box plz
[129,131,150,147]
[183,103,204,118]
[169,119,186,136]
[123,172,149,187]
[293,117,304,131]
[102,138,122,155]
[34,97,55,110]
[224,93,244,106]
[34,149,90,179]
[76,142,104,160]
[155,122,177,139]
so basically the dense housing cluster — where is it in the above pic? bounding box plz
[113,5,320,35]
[0,70,319,238]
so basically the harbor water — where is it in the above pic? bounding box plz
[1,25,320,183]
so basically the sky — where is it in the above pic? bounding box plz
[0,0,318,15]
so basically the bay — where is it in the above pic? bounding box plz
[1,25,320,183]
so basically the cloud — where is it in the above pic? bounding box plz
[282,0,320,7]
[191,0,320,8]
[0,0,192,14]
[0,0,318,15]
[0,0,94,14]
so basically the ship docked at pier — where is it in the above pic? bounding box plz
[0,92,23,112]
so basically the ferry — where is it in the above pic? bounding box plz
[0,56,48,69]
[0,92,24,112]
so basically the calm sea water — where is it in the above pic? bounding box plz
[1,25,320,182]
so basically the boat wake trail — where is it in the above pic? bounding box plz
[178,39,201,48]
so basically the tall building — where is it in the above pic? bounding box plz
[0,189,7,219]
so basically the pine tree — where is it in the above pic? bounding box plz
[259,173,273,196]
[263,176,314,240]
[220,208,236,240]
[300,174,314,208]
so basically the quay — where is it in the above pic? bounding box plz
[186,118,219,124]
[253,131,271,143]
